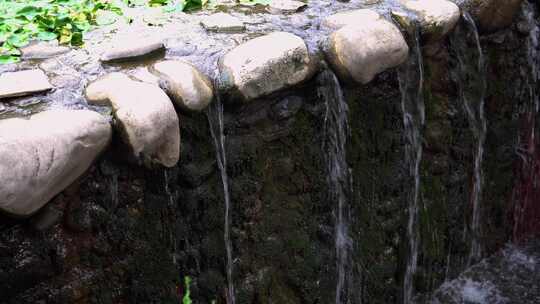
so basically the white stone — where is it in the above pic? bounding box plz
[219,32,314,101]
[150,60,214,111]
[402,0,460,40]
[0,110,111,217]
[321,9,381,30]
[100,35,164,62]
[0,70,53,99]
[201,13,245,33]
[326,19,409,84]
[267,0,307,14]
[85,73,180,167]
[21,40,70,60]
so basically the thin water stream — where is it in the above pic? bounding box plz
[318,70,353,304]
[207,94,236,304]
[397,26,425,304]
[452,12,488,265]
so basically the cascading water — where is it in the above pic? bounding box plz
[451,12,488,265]
[397,26,425,304]
[318,70,353,304]
[207,94,236,304]
[511,1,540,242]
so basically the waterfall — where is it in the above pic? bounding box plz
[207,95,236,304]
[398,25,425,304]
[452,12,488,265]
[318,69,353,304]
[511,1,540,242]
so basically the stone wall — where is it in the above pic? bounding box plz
[0,0,535,303]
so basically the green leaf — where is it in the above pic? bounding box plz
[0,54,20,64]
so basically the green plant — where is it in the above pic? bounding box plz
[0,0,123,64]
[183,276,192,304]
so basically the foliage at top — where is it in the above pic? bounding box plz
[0,0,271,64]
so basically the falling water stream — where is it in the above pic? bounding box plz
[452,12,488,265]
[318,70,353,304]
[397,26,425,304]
[207,95,236,304]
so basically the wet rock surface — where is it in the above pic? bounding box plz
[429,241,540,304]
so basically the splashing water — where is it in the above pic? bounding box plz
[318,70,353,304]
[452,12,488,265]
[511,1,540,242]
[397,25,425,304]
[207,94,236,304]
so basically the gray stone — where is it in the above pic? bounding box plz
[150,60,214,111]
[321,9,381,30]
[398,0,460,41]
[0,69,53,99]
[0,110,111,217]
[267,0,307,14]
[100,35,164,62]
[219,32,315,101]
[325,19,409,84]
[460,0,522,33]
[21,41,70,60]
[85,73,180,168]
[201,13,245,33]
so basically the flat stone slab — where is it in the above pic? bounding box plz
[150,60,214,111]
[85,73,180,167]
[200,13,245,33]
[21,41,70,60]
[0,70,53,99]
[322,9,381,30]
[100,35,164,62]
[0,110,111,217]
[219,31,315,101]
[267,0,307,14]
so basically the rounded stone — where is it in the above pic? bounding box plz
[0,110,111,217]
[219,32,315,101]
[149,60,214,112]
[85,73,180,168]
[400,0,460,41]
[325,19,409,84]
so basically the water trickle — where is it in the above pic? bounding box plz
[207,93,236,304]
[511,1,540,242]
[452,12,488,265]
[164,169,178,265]
[318,69,353,304]
[397,25,425,304]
